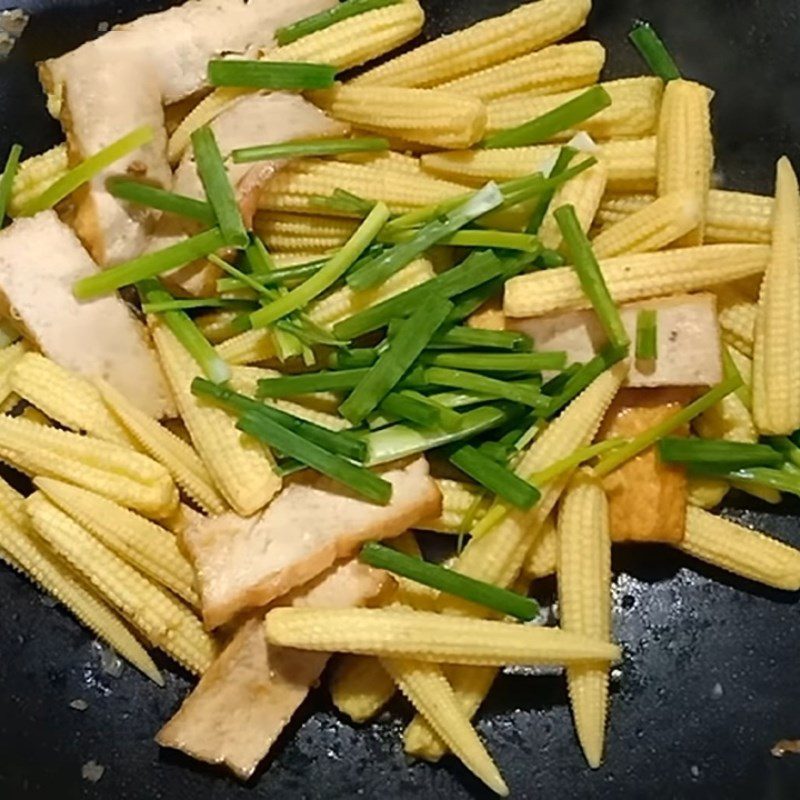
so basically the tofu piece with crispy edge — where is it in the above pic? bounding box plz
[508,294,722,388]
[599,388,692,544]
[37,0,335,266]
[182,457,441,628]
[156,559,388,779]
[0,212,174,418]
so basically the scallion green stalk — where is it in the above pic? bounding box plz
[233,137,389,163]
[141,297,256,314]
[635,308,658,360]
[0,144,22,226]
[105,177,216,224]
[276,0,402,45]
[424,366,545,409]
[657,438,783,469]
[526,146,577,234]
[208,60,337,90]
[378,392,441,428]
[310,188,376,216]
[208,254,274,299]
[427,326,533,352]
[381,227,541,252]
[628,20,682,82]
[422,351,567,373]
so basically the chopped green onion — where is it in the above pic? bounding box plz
[427,326,533,352]
[657,437,783,469]
[208,254,274,300]
[233,137,389,163]
[340,295,454,424]
[250,202,390,328]
[348,183,504,291]
[378,392,441,428]
[722,344,752,410]
[422,351,567,373]
[191,377,366,461]
[217,260,326,292]
[381,227,541,252]
[19,125,153,216]
[330,348,379,369]
[629,20,682,82]
[245,236,277,275]
[766,437,800,468]
[689,465,800,501]
[257,368,371,397]
[207,60,337,90]
[481,86,612,149]
[635,309,658,360]
[105,177,216,224]
[556,203,629,351]
[238,411,391,504]
[275,459,308,478]
[359,542,539,620]
[74,227,226,299]
[593,374,742,478]
[142,297,256,314]
[424,367,545,409]
[276,0,402,45]
[537,248,567,269]
[310,188,376,216]
[192,126,248,248]
[448,444,541,510]
[366,404,517,465]
[0,144,22,226]
[526,146,577,234]
[478,441,514,464]
[138,279,230,384]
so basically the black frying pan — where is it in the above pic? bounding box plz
[0,2,799,798]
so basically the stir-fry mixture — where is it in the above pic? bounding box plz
[1,0,799,794]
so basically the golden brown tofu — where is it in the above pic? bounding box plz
[599,387,692,544]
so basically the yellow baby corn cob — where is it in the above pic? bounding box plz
[656,79,714,246]
[10,353,130,444]
[695,385,757,444]
[415,478,487,534]
[0,415,177,519]
[524,514,558,579]
[687,479,729,510]
[312,86,487,149]
[679,507,800,591]
[27,492,216,674]
[421,138,657,194]
[0,481,162,684]
[558,472,612,769]
[264,607,621,665]
[259,159,467,216]
[716,283,757,357]
[307,258,435,330]
[538,161,608,251]
[594,193,651,227]
[351,0,591,88]
[152,321,281,516]
[486,78,663,140]
[167,2,425,162]
[0,339,28,407]
[752,157,800,435]
[504,244,770,318]
[35,477,199,607]
[7,143,69,217]
[330,655,396,723]
[195,310,242,344]
[254,212,357,253]
[591,191,702,259]
[215,329,278,366]
[437,40,605,103]
[95,378,225,515]
[382,658,508,796]
[728,346,753,390]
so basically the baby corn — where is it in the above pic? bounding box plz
[421,137,657,194]
[0,339,28,408]
[591,191,702,258]
[254,212,357,253]
[312,86,487,149]
[524,514,559,579]
[215,329,278,366]
[0,477,162,684]
[96,378,226,515]
[716,282,757,357]
[486,78,663,140]
[415,478,487,534]
[687,479,729,510]
[382,658,508,797]
[0,414,177,519]
[259,159,467,216]
[35,477,199,607]
[330,655,396,723]
[656,79,714,246]
[558,473,612,769]
[195,310,243,344]
[679,507,800,591]
[7,143,69,216]
[538,161,608,251]
[438,40,605,103]
[504,244,770,318]
[10,353,130,444]
[264,607,621,665]
[752,157,800,435]
[152,321,281,516]
[27,493,216,674]
[351,0,591,88]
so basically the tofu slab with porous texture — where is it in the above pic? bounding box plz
[156,559,388,779]
[508,294,723,388]
[182,457,441,628]
[0,211,174,419]
[37,0,336,266]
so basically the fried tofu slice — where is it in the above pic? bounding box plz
[156,559,387,779]
[509,294,723,388]
[0,212,174,418]
[183,457,441,628]
[599,388,692,544]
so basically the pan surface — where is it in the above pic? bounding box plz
[0,1,799,798]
